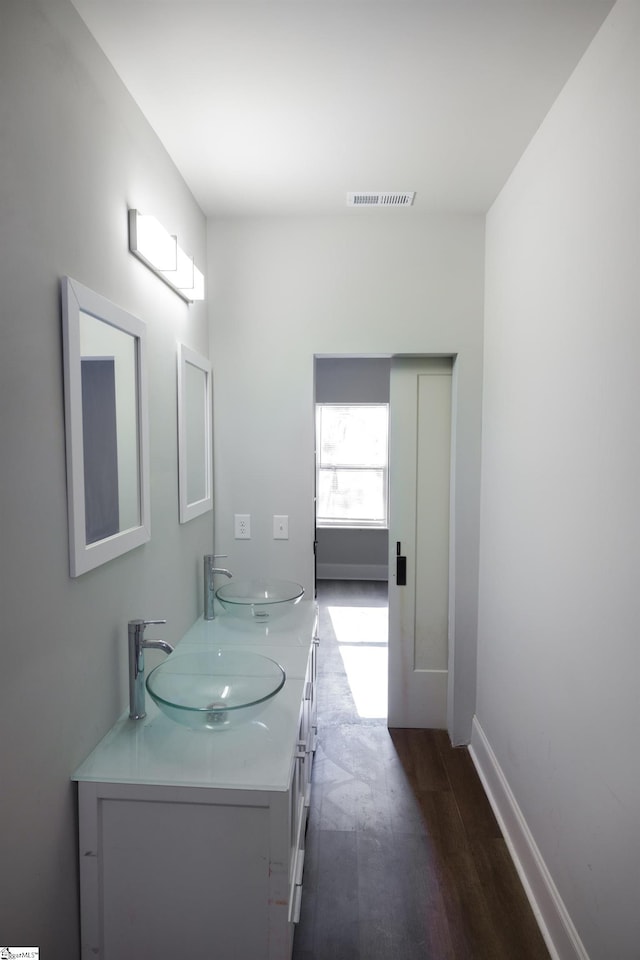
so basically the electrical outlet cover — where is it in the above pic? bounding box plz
[234,514,251,539]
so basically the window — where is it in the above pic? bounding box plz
[316,403,389,527]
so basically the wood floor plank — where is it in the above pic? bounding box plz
[312,830,360,959]
[357,830,456,960]
[438,847,509,960]
[384,762,427,837]
[468,837,551,960]
[435,732,502,841]
[389,728,450,792]
[415,788,470,859]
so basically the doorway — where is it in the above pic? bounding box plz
[314,356,390,719]
[314,354,454,730]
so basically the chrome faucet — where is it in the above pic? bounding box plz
[128,619,174,720]
[204,554,232,620]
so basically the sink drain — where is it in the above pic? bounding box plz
[205,701,228,725]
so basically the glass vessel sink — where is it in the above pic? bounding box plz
[216,578,304,621]
[146,650,286,731]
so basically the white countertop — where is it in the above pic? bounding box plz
[182,600,317,650]
[72,601,317,792]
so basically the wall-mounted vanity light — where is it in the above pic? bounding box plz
[128,209,205,303]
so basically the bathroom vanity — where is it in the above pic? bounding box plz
[73,601,318,960]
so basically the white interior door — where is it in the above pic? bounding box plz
[387,357,452,728]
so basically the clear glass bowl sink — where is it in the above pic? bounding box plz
[146,650,286,731]
[215,578,304,621]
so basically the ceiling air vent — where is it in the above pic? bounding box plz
[347,192,415,207]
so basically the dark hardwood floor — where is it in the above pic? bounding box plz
[292,580,550,960]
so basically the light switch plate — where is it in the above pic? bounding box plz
[273,515,289,539]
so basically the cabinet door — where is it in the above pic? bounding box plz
[94,796,270,959]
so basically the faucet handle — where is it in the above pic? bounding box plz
[143,619,167,627]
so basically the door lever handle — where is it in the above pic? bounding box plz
[396,541,407,586]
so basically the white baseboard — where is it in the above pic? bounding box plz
[316,563,388,581]
[469,718,590,960]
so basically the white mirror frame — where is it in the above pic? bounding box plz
[61,277,151,576]
[177,343,213,523]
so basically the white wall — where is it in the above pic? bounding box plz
[315,356,391,403]
[208,212,484,743]
[477,2,640,957]
[0,3,211,955]
[315,526,389,581]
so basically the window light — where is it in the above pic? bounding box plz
[316,403,389,528]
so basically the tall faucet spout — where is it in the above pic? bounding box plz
[204,555,233,620]
[128,619,171,720]
[143,639,175,657]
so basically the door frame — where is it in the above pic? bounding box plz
[312,352,466,743]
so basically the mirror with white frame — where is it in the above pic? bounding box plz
[177,343,212,523]
[61,277,150,576]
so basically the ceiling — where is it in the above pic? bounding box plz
[71,0,614,218]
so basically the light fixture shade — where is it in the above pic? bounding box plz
[162,245,194,290]
[179,265,205,301]
[128,209,205,303]
[129,210,177,271]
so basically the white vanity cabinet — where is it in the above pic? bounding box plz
[74,603,318,960]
